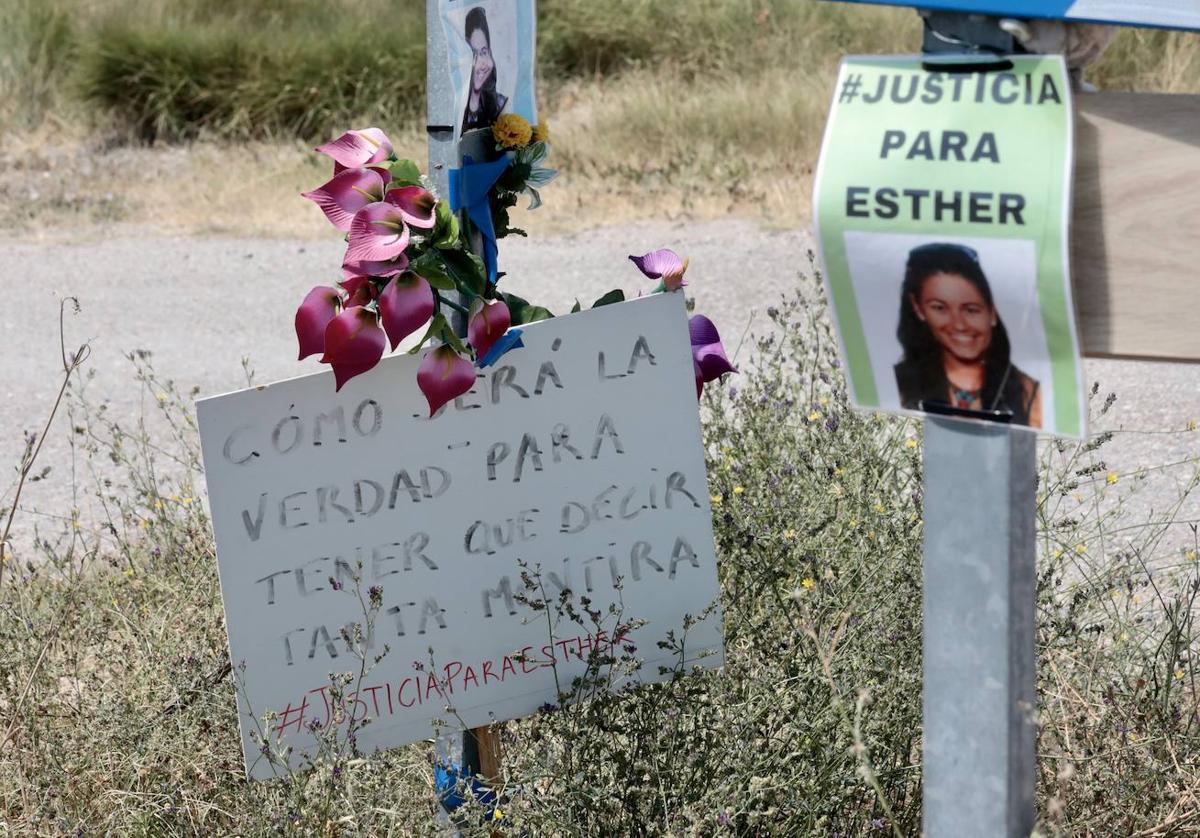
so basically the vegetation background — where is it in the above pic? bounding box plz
[2,1,1200,835]
[2,0,1199,234]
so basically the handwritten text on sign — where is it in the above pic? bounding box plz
[197,292,725,779]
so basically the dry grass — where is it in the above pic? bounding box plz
[2,5,1198,240]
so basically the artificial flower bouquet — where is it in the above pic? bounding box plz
[294,122,733,412]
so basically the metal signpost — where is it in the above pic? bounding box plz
[823,4,1200,835]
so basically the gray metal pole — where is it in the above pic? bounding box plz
[922,417,1036,837]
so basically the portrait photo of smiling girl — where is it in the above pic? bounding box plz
[894,242,1042,427]
[441,0,538,144]
[831,231,1083,436]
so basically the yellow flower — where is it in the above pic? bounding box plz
[1053,548,1064,559]
[801,577,815,589]
[1106,472,1119,485]
[733,486,745,496]
[1188,550,1197,562]
[710,493,723,505]
[819,396,829,407]
[531,121,550,143]
[904,438,918,450]
[873,503,886,514]
[782,529,797,541]
[808,410,822,422]
[1075,543,1086,555]
[1176,669,1187,681]
[1189,420,1198,432]
[493,114,533,149]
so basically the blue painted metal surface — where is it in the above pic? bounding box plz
[830,0,1200,32]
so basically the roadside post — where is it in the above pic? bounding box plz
[424,0,502,803]
[816,3,1200,835]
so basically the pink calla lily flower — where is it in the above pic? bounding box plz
[295,286,342,360]
[346,202,411,263]
[342,250,410,280]
[320,307,387,391]
[689,314,736,398]
[418,345,476,417]
[630,248,689,291]
[315,127,393,171]
[340,276,377,307]
[385,185,437,230]
[301,167,390,232]
[378,273,435,350]
[467,298,511,360]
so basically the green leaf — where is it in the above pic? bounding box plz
[434,201,460,248]
[407,313,447,354]
[592,289,626,308]
[514,305,554,325]
[570,299,582,313]
[388,158,422,186]
[441,248,487,297]
[410,253,456,290]
[437,317,468,355]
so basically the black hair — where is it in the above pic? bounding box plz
[894,242,1029,420]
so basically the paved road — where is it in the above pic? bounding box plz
[1,222,1197,557]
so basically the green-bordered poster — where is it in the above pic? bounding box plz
[813,55,1085,438]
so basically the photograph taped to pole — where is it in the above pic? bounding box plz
[196,292,725,780]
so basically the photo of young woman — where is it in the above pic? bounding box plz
[460,6,508,134]
[893,242,1042,428]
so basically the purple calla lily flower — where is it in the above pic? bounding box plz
[340,276,377,307]
[302,167,390,232]
[295,286,342,360]
[346,202,411,263]
[629,248,688,291]
[385,185,437,230]
[690,314,736,398]
[467,299,511,361]
[320,307,386,391]
[378,273,435,351]
[315,127,393,171]
[418,345,476,417]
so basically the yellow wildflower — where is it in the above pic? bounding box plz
[873,503,886,514]
[153,500,163,511]
[493,114,533,149]
[531,121,550,143]
[1176,669,1187,681]
[819,396,829,407]
[782,529,797,541]
[808,410,822,422]
[1106,472,1119,485]
[710,493,723,505]
[801,577,815,589]
[1053,548,1064,559]
[1189,420,1198,432]
[1075,543,1086,555]
[1188,550,1197,562]
[904,438,918,450]
[733,486,745,496]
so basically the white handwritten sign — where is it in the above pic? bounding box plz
[197,292,725,779]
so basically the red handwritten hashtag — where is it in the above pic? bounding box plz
[276,695,309,735]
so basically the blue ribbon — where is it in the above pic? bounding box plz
[448,154,513,286]
[477,328,524,368]
[434,761,498,814]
